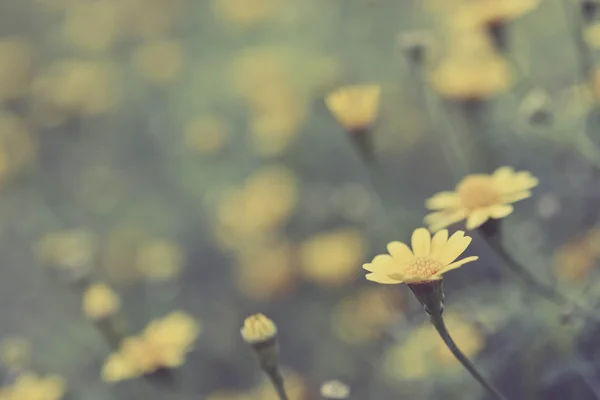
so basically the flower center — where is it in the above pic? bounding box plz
[457,175,500,209]
[403,257,443,279]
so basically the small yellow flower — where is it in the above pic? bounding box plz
[363,228,478,284]
[320,380,350,399]
[102,311,200,382]
[425,166,539,231]
[430,50,512,100]
[240,313,277,344]
[0,372,66,400]
[325,84,381,131]
[82,283,121,320]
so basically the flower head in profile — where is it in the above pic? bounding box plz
[363,228,478,284]
[425,166,539,231]
[240,313,277,344]
[325,84,381,131]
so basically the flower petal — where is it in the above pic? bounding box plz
[425,191,460,210]
[501,190,531,204]
[425,209,468,232]
[365,272,403,284]
[387,241,414,263]
[411,228,431,257]
[436,256,479,275]
[430,229,449,259]
[465,209,490,230]
[362,254,395,273]
[489,204,514,219]
[439,231,472,265]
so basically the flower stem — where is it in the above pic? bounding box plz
[428,312,508,400]
[264,366,289,400]
[480,226,599,322]
[561,0,595,90]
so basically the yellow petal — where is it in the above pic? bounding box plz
[365,272,403,284]
[425,191,460,210]
[387,241,414,263]
[362,254,396,273]
[411,228,431,257]
[436,256,479,276]
[439,231,471,265]
[492,166,514,180]
[501,190,531,203]
[465,209,490,230]
[425,209,468,232]
[489,204,513,219]
[430,229,449,258]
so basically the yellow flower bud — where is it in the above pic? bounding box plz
[240,313,277,344]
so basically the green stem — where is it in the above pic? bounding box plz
[264,367,289,400]
[561,0,595,87]
[481,232,599,322]
[429,312,508,400]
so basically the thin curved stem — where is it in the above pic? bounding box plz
[429,312,508,400]
[482,233,600,322]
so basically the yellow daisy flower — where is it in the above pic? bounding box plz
[325,84,381,131]
[424,166,539,231]
[363,228,478,284]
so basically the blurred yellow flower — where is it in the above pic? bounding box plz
[240,313,277,344]
[430,49,512,100]
[384,313,484,381]
[299,229,365,287]
[184,115,230,155]
[586,24,600,48]
[82,283,121,320]
[34,229,95,271]
[135,239,184,281]
[0,337,31,371]
[425,166,539,231]
[0,372,66,400]
[217,166,298,240]
[131,39,185,85]
[554,229,600,282]
[0,112,36,183]
[325,85,381,131]
[212,0,281,27]
[332,287,401,344]
[451,0,541,30]
[207,368,307,400]
[101,225,148,284]
[0,37,32,102]
[62,0,121,52]
[31,59,120,123]
[120,0,183,39]
[249,83,306,157]
[102,311,200,382]
[363,228,478,284]
[235,241,296,301]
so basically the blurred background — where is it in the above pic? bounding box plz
[2,0,600,399]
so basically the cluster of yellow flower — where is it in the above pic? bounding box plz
[102,311,201,382]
